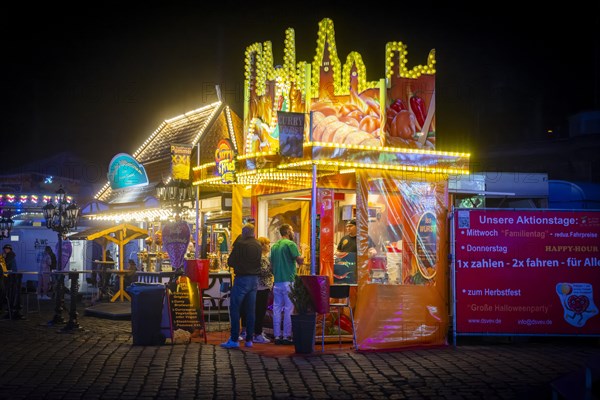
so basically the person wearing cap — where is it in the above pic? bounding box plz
[3,244,17,271]
[335,219,377,260]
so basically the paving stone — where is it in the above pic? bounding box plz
[1,302,599,399]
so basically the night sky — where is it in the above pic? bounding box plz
[3,2,598,182]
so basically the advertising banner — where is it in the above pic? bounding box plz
[454,209,600,335]
[170,144,193,181]
[277,111,305,157]
[215,139,235,184]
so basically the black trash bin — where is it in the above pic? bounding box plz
[127,283,166,345]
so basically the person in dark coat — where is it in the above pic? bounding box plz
[3,244,23,319]
[3,244,17,271]
[220,223,262,349]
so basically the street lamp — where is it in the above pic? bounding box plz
[0,213,14,239]
[156,179,194,217]
[155,179,196,266]
[42,186,81,331]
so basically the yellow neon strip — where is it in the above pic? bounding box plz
[277,159,469,175]
[304,141,470,158]
[193,161,216,171]
[87,208,175,222]
[237,151,278,160]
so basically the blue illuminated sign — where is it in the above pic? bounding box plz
[107,153,149,190]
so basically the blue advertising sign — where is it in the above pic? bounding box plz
[107,153,149,190]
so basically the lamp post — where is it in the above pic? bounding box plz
[156,180,193,214]
[156,180,194,225]
[0,212,14,240]
[42,186,80,331]
[156,179,194,269]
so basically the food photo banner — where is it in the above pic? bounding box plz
[454,209,600,336]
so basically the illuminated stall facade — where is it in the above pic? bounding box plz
[193,18,470,350]
[89,101,245,270]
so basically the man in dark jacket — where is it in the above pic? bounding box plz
[2,244,23,319]
[221,223,262,349]
[3,244,17,271]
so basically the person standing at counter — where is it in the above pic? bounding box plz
[335,219,377,283]
[37,246,55,300]
[253,236,274,343]
[271,224,304,345]
[239,236,274,343]
[335,219,377,259]
[221,223,262,349]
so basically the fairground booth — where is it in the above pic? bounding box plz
[194,18,470,350]
[84,101,245,306]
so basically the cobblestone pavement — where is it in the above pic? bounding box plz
[0,301,598,399]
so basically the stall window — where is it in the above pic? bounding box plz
[366,178,445,286]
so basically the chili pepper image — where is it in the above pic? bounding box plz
[410,95,427,128]
[389,98,407,113]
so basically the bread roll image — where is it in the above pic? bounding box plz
[332,124,358,143]
[358,115,380,134]
[338,115,360,127]
[344,130,374,145]
[313,114,337,141]
[338,103,361,118]
[310,111,325,140]
[321,120,347,142]
[312,111,325,125]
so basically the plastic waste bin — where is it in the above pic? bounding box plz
[127,283,166,345]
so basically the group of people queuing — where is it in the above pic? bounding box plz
[221,222,303,349]
[1,242,142,317]
[1,243,60,319]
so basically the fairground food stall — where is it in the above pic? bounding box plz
[194,18,470,350]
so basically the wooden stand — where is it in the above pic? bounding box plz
[110,270,132,302]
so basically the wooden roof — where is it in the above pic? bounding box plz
[69,223,148,245]
[95,102,243,205]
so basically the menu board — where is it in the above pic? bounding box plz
[167,276,202,333]
[454,209,600,336]
[415,212,437,280]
